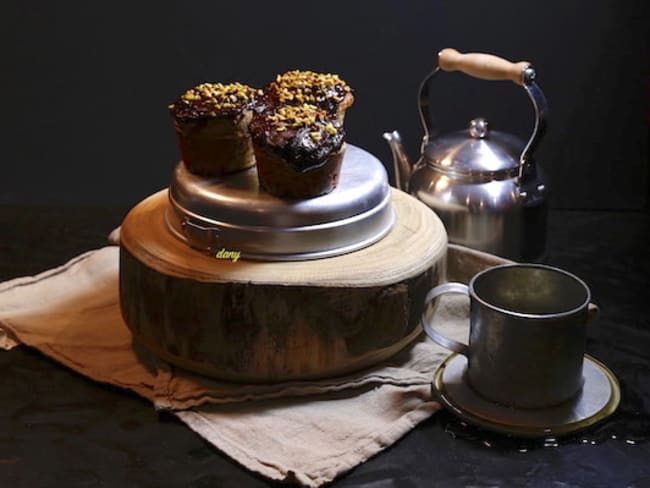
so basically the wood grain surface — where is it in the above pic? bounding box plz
[120,189,447,287]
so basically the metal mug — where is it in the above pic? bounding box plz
[422,263,599,408]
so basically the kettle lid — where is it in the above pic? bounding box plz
[424,118,525,175]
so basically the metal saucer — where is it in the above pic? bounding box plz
[432,353,620,438]
[166,144,395,261]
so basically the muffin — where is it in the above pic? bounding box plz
[168,82,261,176]
[249,104,346,199]
[264,70,354,123]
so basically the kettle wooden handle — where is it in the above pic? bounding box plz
[438,48,531,85]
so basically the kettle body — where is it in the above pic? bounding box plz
[384,49,549,261]
[409,152,548,260]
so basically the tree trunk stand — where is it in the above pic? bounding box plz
[119,189,447,382]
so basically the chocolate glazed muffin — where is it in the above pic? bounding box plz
[264,70,354,124]
[169,82,261,176]
[249,104,346,199]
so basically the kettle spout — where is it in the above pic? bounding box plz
[382,130,412,191]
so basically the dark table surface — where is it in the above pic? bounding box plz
[1,205,649,487]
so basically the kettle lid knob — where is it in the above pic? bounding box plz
[469,118,489,139]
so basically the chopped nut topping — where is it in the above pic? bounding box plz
[268,70,352,107]
[268,104,325,127]
[263,104,342,142]
[170,82,260,119]
[253,103,342,143]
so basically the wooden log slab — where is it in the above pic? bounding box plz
[119,188,447,382]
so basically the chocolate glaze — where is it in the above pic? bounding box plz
[249,104,345,172]
[168,83,260,123]
[264,70,354,116]
[266,84,349,114]
[169,103,246,123]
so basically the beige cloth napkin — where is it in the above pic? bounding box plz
[0,244,504,486]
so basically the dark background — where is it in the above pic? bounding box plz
[2,4,650,487]
[1,1,648,209]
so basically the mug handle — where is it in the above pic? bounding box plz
[587,303,600,324]
[421,282,470,355]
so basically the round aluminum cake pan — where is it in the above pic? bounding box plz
[166,144,396,261]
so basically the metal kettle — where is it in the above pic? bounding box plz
[384,48,549,260]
